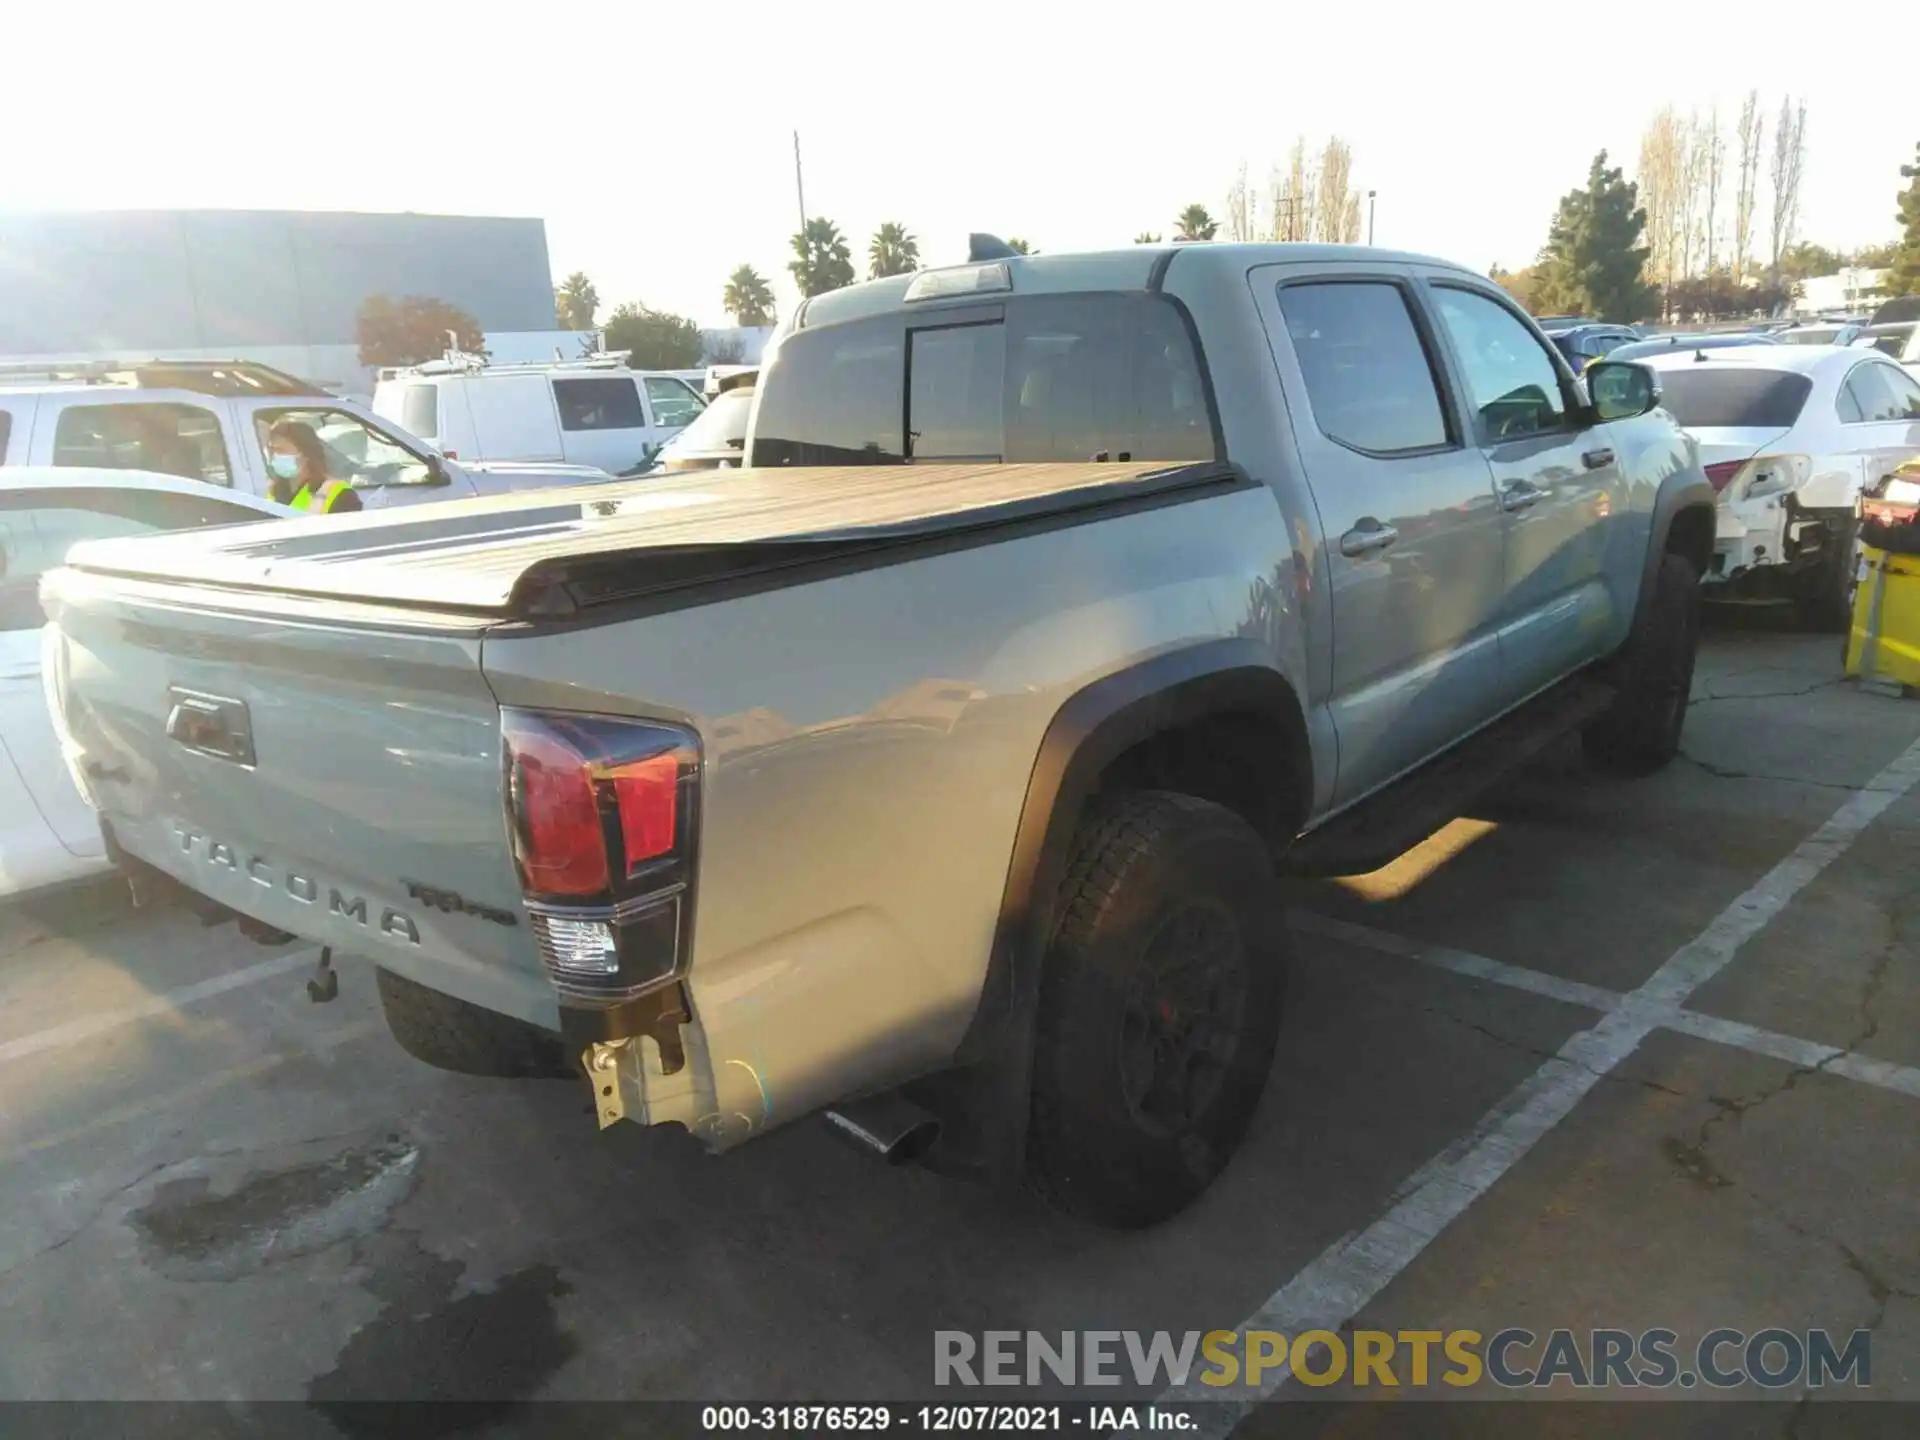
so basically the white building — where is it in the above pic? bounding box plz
[1796,268,1887,316]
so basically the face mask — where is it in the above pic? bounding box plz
[268,453,302,482]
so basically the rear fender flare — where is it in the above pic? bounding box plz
[929,638,1310,1181]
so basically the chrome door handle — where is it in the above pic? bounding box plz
[1339,520,1399,557]
[1582,447,1615,470]
[1500,482,1545,512]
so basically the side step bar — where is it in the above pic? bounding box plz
[1284,676,1615,878]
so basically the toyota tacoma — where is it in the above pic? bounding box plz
[43,240,1713,1227]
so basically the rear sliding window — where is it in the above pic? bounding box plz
[750,293,1217,467]
[1656,370,1812,429]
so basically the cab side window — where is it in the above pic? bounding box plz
[1276,281,1452,454]
[51,402,232,485]
[254,408,434,489]
[1431,287,1571,441]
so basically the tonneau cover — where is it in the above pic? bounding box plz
[58,460,1222,617]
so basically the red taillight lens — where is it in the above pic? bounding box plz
[1704,460,1743,491]
[509,723,610,897]
[610,752,678,872]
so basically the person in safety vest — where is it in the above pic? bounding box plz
[266,420,362,514]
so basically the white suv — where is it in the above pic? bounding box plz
[0,360,613,509]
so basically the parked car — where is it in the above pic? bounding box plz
[0,360,611,510]
[1852,323,1916,358]
[372,354,707,478]
[1606,333,1780,362]
[1638,344,1920,627]
[644,373,755,474]
[1,467,287,898]
[1541,322,1642,371]
[1778,322,1865,347]
[46,240,1712,1227]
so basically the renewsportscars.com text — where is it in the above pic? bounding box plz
[934,1328,1871,1391]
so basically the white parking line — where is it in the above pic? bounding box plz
[0,946,318,1067]
[1169,734,1920,1432]
[1306,918,1920,1105]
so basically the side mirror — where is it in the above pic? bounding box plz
[1586,360,1660,422]
[425,457,453,487]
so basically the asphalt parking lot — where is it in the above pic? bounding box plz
[2,619,1916,1433]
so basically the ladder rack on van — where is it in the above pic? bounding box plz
[378,350,638,381]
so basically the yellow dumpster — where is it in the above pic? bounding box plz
[1845,545,1920,689]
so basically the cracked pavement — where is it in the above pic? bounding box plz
[1,622,1916,1420]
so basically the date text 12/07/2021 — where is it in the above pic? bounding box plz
[700,1405,1195,1432]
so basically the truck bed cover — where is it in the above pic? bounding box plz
[57,460,1227,619]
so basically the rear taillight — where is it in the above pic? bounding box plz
[501,709,700,1006]
[1704,461,1742,491]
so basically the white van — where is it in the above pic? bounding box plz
[373,353,708,477]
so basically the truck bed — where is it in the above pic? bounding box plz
[59,460,1226,619]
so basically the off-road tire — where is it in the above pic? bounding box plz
[1797,511,1859,634]
[375,966,571,1079]
[1583,550,1700,777]
[1026,791,1288,1229]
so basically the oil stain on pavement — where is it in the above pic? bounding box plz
[128,1135,421,1282]
[307,1229,577,1434]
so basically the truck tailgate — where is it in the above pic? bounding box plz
[43,568,548,1025]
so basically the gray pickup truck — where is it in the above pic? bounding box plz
[44,241,1713,1228]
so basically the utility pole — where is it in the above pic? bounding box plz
[793,130,808,235]
[1367,191,1377,246]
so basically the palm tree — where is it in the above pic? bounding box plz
[1006,237,1036,255]
[554,271,599,331]
[722,265,776,327]
[1173,205,1218,242]
[789,218,856,297]
[868,222,920,279]
[1134,232,1163,244]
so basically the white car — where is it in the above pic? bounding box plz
[372,354,707,477]
[1639,344,1920,627]
[1,467,287,898]
[0,358,612,511]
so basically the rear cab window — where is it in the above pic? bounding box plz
[750,292,1218,468]
[1657,370,1813,429]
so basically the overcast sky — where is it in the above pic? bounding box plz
[4,2,1908,329]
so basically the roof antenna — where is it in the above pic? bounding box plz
[968,233,1019,262]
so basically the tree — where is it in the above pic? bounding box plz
[1779,241,1843,284]
[1314,138,1361,243]
[1270,137,1313,241]
[1638,107,1687,298]
[868,222,920,279]
[1733,91,1764,284]
[554,271,599,331]
[1887,143,1920,298]
[1490,263,1543,313]
[1533,152,1658,322]
[1696,109,1725,279]
[1174,204,1218,242]
[602,303,702,370]
[1225,161,1255,242]
[1853,241,1898,269]
[788,218,856,297]
[1134,232,1163,244]
[356,294,485,368]
[1005,238,1036,255]
[1769,97,1808,282]
[722,265,776,328]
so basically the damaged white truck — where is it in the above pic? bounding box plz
[43,240,1714,1227]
